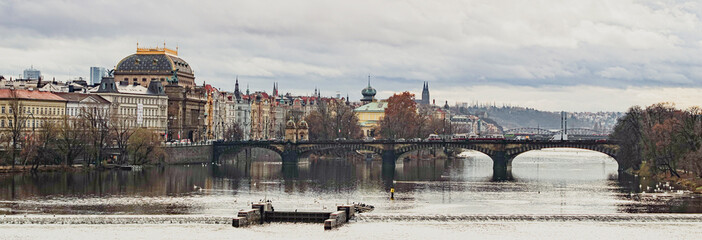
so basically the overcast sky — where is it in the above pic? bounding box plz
[1,0,701,112]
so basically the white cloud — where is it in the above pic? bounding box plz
[1,0,702,111]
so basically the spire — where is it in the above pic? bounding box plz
[367,74,371,87]
[234,76,241,98]
[246,83,250,95]
[346,93,350,105]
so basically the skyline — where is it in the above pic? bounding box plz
[2,0,701,112]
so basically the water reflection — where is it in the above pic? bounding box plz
[0,149,700,215]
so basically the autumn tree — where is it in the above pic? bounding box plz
[612,102,702,178]
[378,92,419,139]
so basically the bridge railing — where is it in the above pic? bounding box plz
[213,139,619,145]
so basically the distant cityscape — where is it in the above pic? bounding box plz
[0,44,620,143]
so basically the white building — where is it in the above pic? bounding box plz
[54,92,111,117]
[95,76,168,137]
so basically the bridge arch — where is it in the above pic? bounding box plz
[212,142,284,163]
[506,144,618,162]
[297,144,383,158]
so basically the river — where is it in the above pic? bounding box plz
[0,149,701,239]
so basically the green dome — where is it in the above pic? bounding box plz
[361,77,376,102]
[361,85,376,97]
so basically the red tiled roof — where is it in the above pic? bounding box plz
[0,89,66,102]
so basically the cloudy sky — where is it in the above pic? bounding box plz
[1,0,701,112]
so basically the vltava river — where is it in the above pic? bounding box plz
[1,149,701,239]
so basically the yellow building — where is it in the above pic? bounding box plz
[0,89,67,133]
[353,101,388,137]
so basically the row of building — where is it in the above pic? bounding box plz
[2,44,478,142]
[0,46,356,142]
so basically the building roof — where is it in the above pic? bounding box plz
[354,101,388,112]
[0,89,66,102]
[53,92,111,104]
[115,47,193,75]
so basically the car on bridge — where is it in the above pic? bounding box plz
[451,134,467,141]
[427,134,442,141]
[468,134,505,141]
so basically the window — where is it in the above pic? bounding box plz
[1,106,4,114]
[1,120,4,127]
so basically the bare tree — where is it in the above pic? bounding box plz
[5,90,28,168]
[31,120,58,171]
[56,116,85,166]
[128,128,164,165]
[305,100,362,140]
[223,122,244,141]
[110,115,135,165]
[80,106,111,166]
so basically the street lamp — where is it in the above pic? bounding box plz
[26,110,35,138]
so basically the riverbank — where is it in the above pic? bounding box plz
[0,164,152,174]
[660,172,702,194]
[0,165,92,174]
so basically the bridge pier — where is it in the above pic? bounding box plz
[281,150,299,164]
[381,150,397,165]
[491,151,513,181]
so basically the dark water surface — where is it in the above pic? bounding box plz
[1,149,700,216]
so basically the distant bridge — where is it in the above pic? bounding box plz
[503,128,609,140]
[213,140,620,180]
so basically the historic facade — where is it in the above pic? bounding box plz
[113,44,196,89]
[284,118,309,142]
[0,89,67,133]
[354,101,388,138]
[95,77,169,135]
[54,92,111,117]
[164,83,206,142]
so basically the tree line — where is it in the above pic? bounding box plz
[304,92,451,140]
[1,97,165,169]
[612,103,702,178]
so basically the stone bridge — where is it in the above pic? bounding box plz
[212,140,620,179]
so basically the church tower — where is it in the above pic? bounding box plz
[421,81,430,105]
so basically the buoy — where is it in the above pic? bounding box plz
[390,188,395,200]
